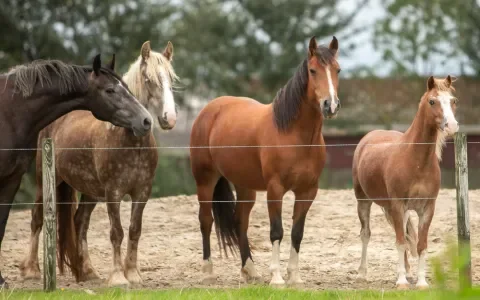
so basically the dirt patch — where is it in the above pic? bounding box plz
[3,189,480,290]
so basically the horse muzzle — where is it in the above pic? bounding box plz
[322,98,341,119]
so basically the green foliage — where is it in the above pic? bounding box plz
[430,236,473,295]
[0,0,367,104]
[374,0,480,75]
[5,286,480,299]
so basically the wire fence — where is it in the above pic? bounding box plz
[2,138,473,206]
[1,139,480,151]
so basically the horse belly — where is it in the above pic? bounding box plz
[212,148,266,190]
[56,152,105,198]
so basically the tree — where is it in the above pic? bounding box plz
[374,0,479,76]
[0,0,175,71]
[166,0,368,103]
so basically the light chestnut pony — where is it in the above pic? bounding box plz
[190,36,341,286]
[20,41,178,287]
[352,76,459,289]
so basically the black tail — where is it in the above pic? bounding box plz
[212,177,239,257]
[56,182,82,280]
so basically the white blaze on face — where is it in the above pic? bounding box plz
[438,91,459,134]
[159,70,176,128]
[325,66,337,113]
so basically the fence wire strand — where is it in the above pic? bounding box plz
[1,139,479,151]
[4,138,470,206]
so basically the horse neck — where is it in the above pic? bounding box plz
[290,96,324,143]
[22,81,88,143]
[403,103,439,163]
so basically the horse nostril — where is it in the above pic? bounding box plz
[143,117,152,130]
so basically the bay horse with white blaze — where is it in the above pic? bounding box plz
[190,36,341,286]
[0,55,152,287]
[20,41,178,287]
[352,76,459,289]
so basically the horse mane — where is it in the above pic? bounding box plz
[273,45,337,131]
[5,59,129,98]
[122,50,179,105]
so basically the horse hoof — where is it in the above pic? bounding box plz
[396,283,410,290]
[201,275,217,285]
[416,284,429,290]
[287,279,304,288]
[106,270,130,288]
[20,265,41,281]
[124,268,143,285]
[269,277,286,287]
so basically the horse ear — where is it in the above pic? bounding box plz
[163,41,174,61]
[141,41,151,60]
[445,75,452,87]
[107,54,116,71]
[427,76,435,90]
[329,36,339,56]
[308,36,318,59]
[93,54,101,76]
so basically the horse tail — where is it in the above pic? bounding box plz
[57,182,82,280]
[381,208,418,257]
[212,176,239,257]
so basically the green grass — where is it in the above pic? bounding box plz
[2,287,480,300]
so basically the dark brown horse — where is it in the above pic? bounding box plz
[0,55,152,287]
[20,41,178,287]
[352,76,459,289]
[190,36,341,286]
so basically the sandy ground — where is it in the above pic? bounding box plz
[2,189,480,291]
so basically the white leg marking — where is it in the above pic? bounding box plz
[160,70,176,128]
[396,244,409,287]
[358,229,370,278]
[416,252,429,288]
[325,66,337,113]
[287,246,303,285]
[241,258,261,283]
[201,258,216,284]
[269,240,285,285]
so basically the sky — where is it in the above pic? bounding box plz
[341,0,472,77]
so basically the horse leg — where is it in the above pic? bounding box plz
[124,187,150,285]
[105,194,129,287]
[415,203,435,289]
[287,188,317,286]
[266,181,286,286]
[74,194,100,281]
[389,206,410,289]
[0,173,24,287]
[356,200,372,279]
[234,186,259,283]
[19,186,43,280]
[197,181,217,284]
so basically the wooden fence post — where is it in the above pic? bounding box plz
[454,132,472,289]
[42,138,56,292]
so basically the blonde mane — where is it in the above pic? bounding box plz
[122,51,178,105]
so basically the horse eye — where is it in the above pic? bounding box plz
[453,98,458,104]
[309,69,316,75]
[337,69,341,74]
[106,88,115,94]
[429,99,435,105]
